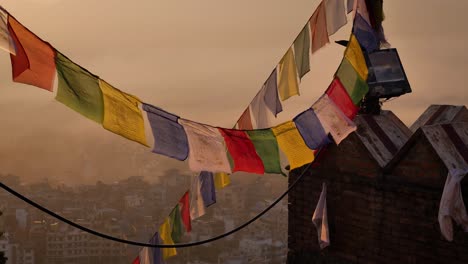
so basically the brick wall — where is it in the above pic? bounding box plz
[287,143,468,264]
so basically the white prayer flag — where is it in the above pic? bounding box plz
[0,7,16,55]
[325,0,348,36]
[312,183,330,249]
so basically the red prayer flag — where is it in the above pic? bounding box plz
[326,78,358,120]
[132,256,140,264]
[219,128,265,174]
[8,16,56,91]
[236,107,253,130]
[179,191,192,232]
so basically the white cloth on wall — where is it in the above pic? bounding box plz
[312,183,330,249]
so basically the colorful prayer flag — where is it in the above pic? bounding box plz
[326,78,358,120]
[0,9,16,55]
[272,121,315,170]
[214,172,231,189]
[293,109,331,150]
[335,59,369,105]
[190,174,206,220]
[55,52,104,123]
[250,85,275,129]
[159,218,177,259]
[344,34,368,81]
[278,47,300,101]
[312,95,357,145]
[179,191,191,232]
[150,233,163,264]
[143,104,189,161]
[325,0,347,36]
[246,130,283,174]
[199,171,216,207]
[99,80,147,146]
[178,119,231,173]
[236,107,253,130]
[139,247,151,264]
[293,24,311,79]
[353,13,378,52]
[219,128,265,174]
[8,16,55,91]
[312,183,330,249]
[263,69,283,116]
[169,204,184,243]
[310,2,329,53]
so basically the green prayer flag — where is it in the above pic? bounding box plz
[293,24,311,79]
[55,52,104,123]
[246,129,282,174]
[335,58,369,105]
[169,204,184,243]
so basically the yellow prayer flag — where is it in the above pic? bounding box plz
[214,172,231,189]
[99,80,148,146]
[159,217,177,259]
[344,35,368,81]
[278,47,300,101]
[272,121,314,170]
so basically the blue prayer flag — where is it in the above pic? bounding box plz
[263,69,282,117]
[199,171,216,207]
[353,13,378,52]
[293,108,331,150]
[150,233,164,264]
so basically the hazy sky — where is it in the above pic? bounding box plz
[0,0,466,184]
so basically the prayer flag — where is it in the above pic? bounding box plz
[310,2,329,53]
[132,256,140,264]
[263,69,282,116]
[55,52,104,123]
[236,107,253,130]
[190,174,206,220]
[347,0,354,13]
[179,191,191,232]
[219,128,265,174]
[150,233,163,264]
[312,95,357,145]
[99,80,147,146]
[312,183,330,249]
[169,204,184,243]
[179,119,231,173]
[247,130,283,174]
[335,59,369,105]
[143,104,189,161]
[293,109,331,150]
[272,121,315,170]
[326,78,358,120]
[0,9,16,55]
[293,24,311,79]
[250,85,275,129]
[8,16,55,91]
[278,48,300,101]
[139,247,151,264]
[325,0,347,36]
[355,0,371,26]
[353,13,378,52]
[200,171,216,207]
[344,34,368,81]
[159,218,177,259]
[214,172,231,189]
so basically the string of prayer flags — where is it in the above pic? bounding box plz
[293,24,311,80]
[236,107,253,130]
[310,2,329,53]
[159,217,177,259]
[353,13,378,52]
[190,173,206,220]
[99,80,148,146]
[0,8,16,55]
[344,34,368,81]
[278,47,300,101]
[143,104,189,161]
[8,16,55,91]
[139,247,151,264]
[169,204,184,243]
[263,69,283,117]
[312,183,330,249]
[250,85,275,129]
[325,0,347,36]
[199,171,217,207]
[312,95,357,145]
[150,233,163,264]
[335,59,369,105]
[293,109,331,150]
[55,52,104,123]
[219,128,265,174]
[326,78,358,120]
[246,130,283,174]
[272,121,315,170]
[179,191,192,232]
[214,172,231,189]
[178,119,231,173]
